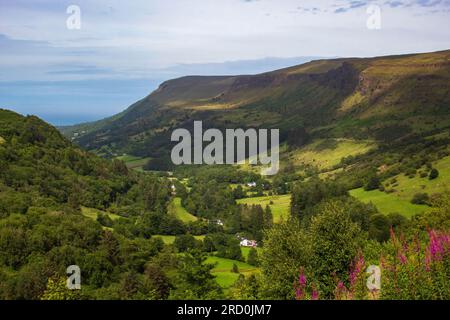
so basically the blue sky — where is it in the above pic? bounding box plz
[0,0,449,125]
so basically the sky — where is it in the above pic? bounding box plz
[0,0,449,125]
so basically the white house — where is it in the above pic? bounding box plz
[240,239,257,248]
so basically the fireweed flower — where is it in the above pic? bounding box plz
[426,230,450,263]
[414,235,421,253]
[398,253,407,265]
[349,253,365,287]
[334,281,347,300]
[390,227,397,244]
[295,269,307,300]
[299,273,307,287]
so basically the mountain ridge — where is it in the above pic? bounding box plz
[60,49,450,164]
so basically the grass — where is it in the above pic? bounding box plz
[0,136,5,144]
[383,156,450,201]
[351,156,449,218]
[237,194,291,223]
[240,246,261,260]
[116,154,151,170]
[168,197,198,222]
[81,207,123,230]
[349,188,428,218]
[205,256,259,289]
[153,235,205,245]
[81,206,122,221]
[289,139,375,170]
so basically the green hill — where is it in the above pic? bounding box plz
[63,50,450,168]
[0,109,180,299]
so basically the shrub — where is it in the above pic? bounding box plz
[364,176,381,191]
[97,213,113,228]
[429,168,439,180]
[368,214,390,242]
[411,193,429,205]
[247,248,259,266]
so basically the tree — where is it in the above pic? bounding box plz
[309,200,364,297]
[171,250,222,299]
[411,193,429,205]
[99,231,121,266]
[40,277,80,300]
[97,213,114,228]
[260,218,311,299]
[291,179,347,220]
[263,205,274,228]
[217,236,243,261]
[233,185,246,199]
[247,248,259,266]
[119,271,140,299]
[145,263,171,300]
[231,263,239,273]
[203,235,216,252]
[228,274,261,300]
[368,214,391,242]
[364,176,381,191]
[429,168,439,180]
[174,234,199,252]
[0,220,29,268]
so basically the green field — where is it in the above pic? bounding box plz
[289,139,375,170]
[81,207,123,230]
[153,234,205,245]
[205,256,259,289]
[240,246,261,260]
[349,188,428,217]
[350,156,450,217]
[383,156,450,201]
[168,197,198,222]
[237,194,291,222]
[81,206,122,221]
[116,154,151,171]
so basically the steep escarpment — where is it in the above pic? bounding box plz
[62,50,450,160]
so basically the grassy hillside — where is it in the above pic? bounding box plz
[349,155,450,217]
[206,255,259,289]
[63,50,450,170]
[237,194,291,222]
[288,139,375,170]
[383,156,450,200]
[349,188,428,217]
[116,154,151,171]
[167,197,198,222]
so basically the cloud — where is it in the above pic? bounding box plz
[46,65,113,75]
[416,0,443,7]
[334,0,370,13]
[385,1,406,8]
